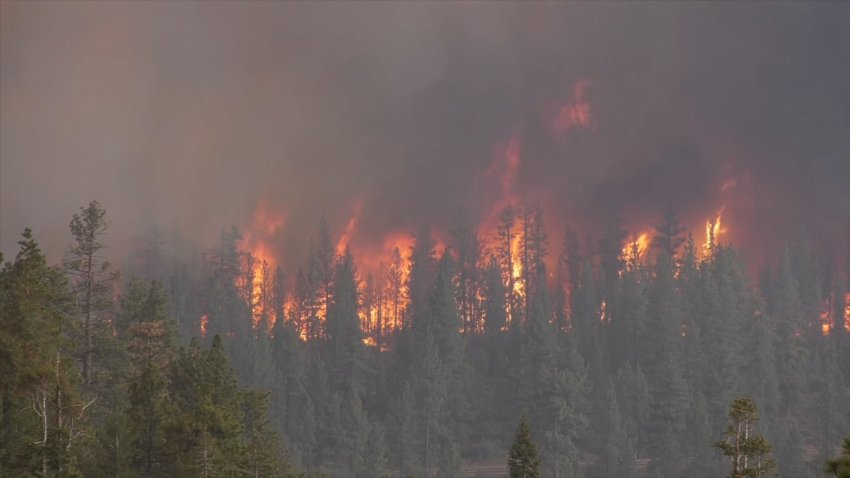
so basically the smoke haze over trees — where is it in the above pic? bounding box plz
[1,2,849,477]
[1,2,848,269]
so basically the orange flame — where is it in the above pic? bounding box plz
[549,79,593,135]
[511,232,524,299]
[484,134,521,201]
[845,292,850,332]
[200,314,209,337]
[622,232,650,263]
[820,297,832,335]
[336,200,363,256]
[703,206,727,257]
[238,198,287,329]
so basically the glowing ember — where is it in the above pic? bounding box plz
[200,314,209,337]
[599,300,608,323]
[363,336,377,347]
[820,297,833,336]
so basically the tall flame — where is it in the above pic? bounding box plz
[703,206,727,257]
[336,200,363,256]
[200,314,209,337]
[238,198,287,329]
[622,232,650,263]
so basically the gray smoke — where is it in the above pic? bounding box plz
[2,2,848,270]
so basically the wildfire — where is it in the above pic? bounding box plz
[549,78,593,135]
[511,232,524,298]
[622,232,650,263]
[845,292,850,332]
[703,206,727,257]
[238,198,287,329]
[829,292,850,334]
[483,134,522,202]
[820,297,832,335]
[336,200,363,256]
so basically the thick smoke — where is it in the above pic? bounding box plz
[1,2,848,270]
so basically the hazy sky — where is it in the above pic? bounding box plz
[2,2,848,270]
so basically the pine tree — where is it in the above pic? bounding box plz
[121,279,174,477]
[497,205,519,325]
[326,248,365,395]
[508,415,540,478]
[0,229,85,475]
[65,200,118,386]
[652,206,686,259]
[408,224,437,331]
[450,211,481,335]
[825,437,850,478]
[715,396,776,478]
[387,246,405,331]
[592,380,637,478]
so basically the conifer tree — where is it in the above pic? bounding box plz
[65,200,118,385]
[715,396,776,478]
[592,380,637,478]
[825,437,850,478]
[0,229,87,475]
[326,248,365,395]
[508,415,540,478]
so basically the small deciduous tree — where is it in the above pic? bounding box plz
[714,396,776,478]
[508,415,540,478]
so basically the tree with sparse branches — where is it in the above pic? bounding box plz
[65,200,118,385]
[714,396,776,478]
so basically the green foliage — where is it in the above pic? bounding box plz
[508,415,540,478]
[825,437,850,478]
[714,396,777,478]
[5,203,848,477]
[65,200,118,386]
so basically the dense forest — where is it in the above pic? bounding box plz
[2,200,849,477]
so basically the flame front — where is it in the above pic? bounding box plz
[622,232,650,263]
[703,206,727,257]
[237,198,286,329]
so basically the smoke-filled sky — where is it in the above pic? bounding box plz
[2,2,848,271]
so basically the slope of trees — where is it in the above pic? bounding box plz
[3,200,848,477]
